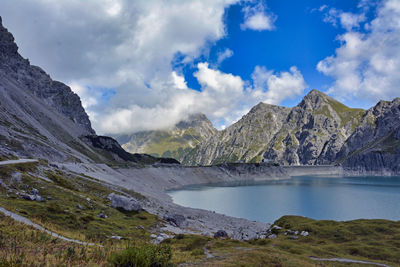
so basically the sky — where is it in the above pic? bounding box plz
[0,0,399,134]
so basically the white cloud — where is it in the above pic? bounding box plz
[216,48,234,65]
[0,0,305,134]
[241,1,276,31]
[100,62,308,133]
[252,66,307,105]
[323,8,366,31]
[317,0,400,103]
[172,72,188,90]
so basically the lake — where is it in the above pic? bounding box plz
[168,176,400,223]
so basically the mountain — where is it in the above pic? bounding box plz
[0,17,176,165]
[263,89,365,165]
[118,113,217,163]
[123,89,400,173]
[338,98,400,173]
[182,103,291,165]
[180,90,366,166]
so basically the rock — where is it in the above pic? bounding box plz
[97,212,108,218]
[35,195,43,202]
[268,234,277,239]
[21,194,36,201]
[300,231,309,236]
[164,214,186,227]
[110,235,122,240]
[46,196,52,200]
[77,204,83,209]
[214,230,228,238]
[31,188,39,195]
[137,225,144,230]
[150,232,174,244]
[108,193,142,212]
[272,225,282,230]
[288,235,298,240]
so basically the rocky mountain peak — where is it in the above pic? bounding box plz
[176,113,214,131]
[0,16,20,60]
[300,89,336,110]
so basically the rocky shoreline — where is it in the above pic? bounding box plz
[60,162,396,241]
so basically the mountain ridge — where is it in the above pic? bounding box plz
[120,89,400,173]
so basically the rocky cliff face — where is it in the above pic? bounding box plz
[263,90,365,165]
[119,113,217,163]
[0,17,94,135]
[182,103,290,165]
[337,98,400,173]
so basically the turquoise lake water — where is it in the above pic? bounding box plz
[168,176,400,223]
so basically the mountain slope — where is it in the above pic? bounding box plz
[182,103,291,165]
[337,98,400,173]
[0,17,173,165]
[263,90,365,165]
[119,113,217,163]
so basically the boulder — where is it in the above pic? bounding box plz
[300,231,309,236]
[108,193,142,212]
[214,230,228,238]
[97,212,108,218]
[22,194,36,201]
[268,234,277,239]
[163,214,186,227]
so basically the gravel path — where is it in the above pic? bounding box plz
[0,206,95,246]
[0,159,38,166]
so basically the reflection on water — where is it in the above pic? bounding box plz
[168,176,400,223]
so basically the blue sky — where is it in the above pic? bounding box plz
[181,0,373,108]
[1,0,399,133]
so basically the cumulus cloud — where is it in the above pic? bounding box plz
[251,66,307,105]
[317,0,400,103]
[0,0,304,134]
[241,1,276,31]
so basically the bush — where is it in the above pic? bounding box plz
[108,243,172,267]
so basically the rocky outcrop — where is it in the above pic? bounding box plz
[338,98,400,174]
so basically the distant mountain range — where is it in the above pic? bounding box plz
[118,90,400,173]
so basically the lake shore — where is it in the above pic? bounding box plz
[60,162,396,240]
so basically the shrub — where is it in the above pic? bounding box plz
[108,243,172,267]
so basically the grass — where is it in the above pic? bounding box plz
[0,164,158,244]
[0,162,399,266]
